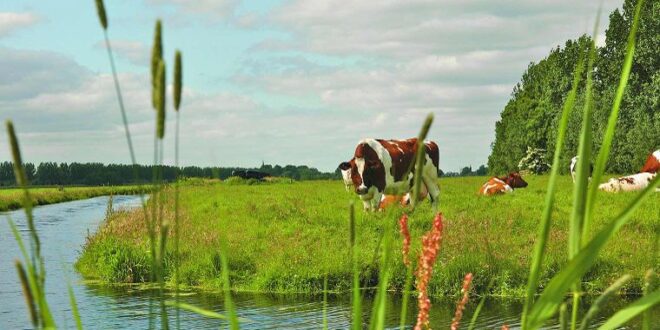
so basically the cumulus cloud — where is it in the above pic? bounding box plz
[0,12,39,37]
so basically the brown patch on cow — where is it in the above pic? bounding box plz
[479,177,509,195]
[640,151,660,173]
[424,141,440,169]
[618,177,635,184]
[377,139,417,181]
[353,142,386,192]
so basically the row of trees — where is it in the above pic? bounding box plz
[440,165,489,177]
[488,0,659,174]
[0,162,337,186]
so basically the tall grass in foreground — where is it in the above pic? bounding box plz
[522,0,659,328]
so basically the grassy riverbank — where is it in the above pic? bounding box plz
[76,176,659,297]
[0,185,146,212]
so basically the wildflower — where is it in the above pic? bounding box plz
[399,214,411,267]
[450,273,473,330]
[414,213,444,330]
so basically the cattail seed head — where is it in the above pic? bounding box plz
[15,260,38,326]
[151,20,163,109]
[95,0,108,30]
[414,213,444,330]
[173,50,182,111]
[156,59,166,139]
[6,121,27,186]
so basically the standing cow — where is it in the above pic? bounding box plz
[569,156,593,183]
[340,138,440,211]
[640,150,660,174]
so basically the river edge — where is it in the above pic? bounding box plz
[0,185,149,212]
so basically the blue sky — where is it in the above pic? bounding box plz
[0,0,620,172]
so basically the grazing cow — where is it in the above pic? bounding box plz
[479,172,528,196]
[640,150,660,174]
[570,156,594,183]
[231,170,270,180]
[598,172,657,192]
[341,138,440,211]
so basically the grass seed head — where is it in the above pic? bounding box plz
[15,260,38,327]
[173,50,182,111]
[151,20,163,109]
[6,121,27,186]
[95,0,108,30]
[156,59,166,139]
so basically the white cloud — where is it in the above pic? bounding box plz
[0,12,39,37]
[95,40,150,66]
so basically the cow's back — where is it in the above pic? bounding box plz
[641,150,660,173]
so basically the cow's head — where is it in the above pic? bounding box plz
[353,143,385,196]
[503,172,528,188]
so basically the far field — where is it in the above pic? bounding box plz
[0,185,146,212]
[77,176,659,297]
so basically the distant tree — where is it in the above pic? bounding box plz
[460,166,472,176]
[474,165,488,176]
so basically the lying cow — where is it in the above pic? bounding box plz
[478,172,528,196]
[569,156,593,183]
[598,172,657,192]
[640,150,660,174]
[379,185,429,210]
[340,138,440,211]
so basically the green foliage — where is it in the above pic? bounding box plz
[518,147,551,174]
[489,0,659,174]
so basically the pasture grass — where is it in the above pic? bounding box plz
[0,185,145,212]
[76,175,659,297]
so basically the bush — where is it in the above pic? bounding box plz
[518,146,551,174]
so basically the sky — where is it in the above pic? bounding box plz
[0,0,622,172]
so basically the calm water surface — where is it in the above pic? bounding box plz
[0,196,652,329]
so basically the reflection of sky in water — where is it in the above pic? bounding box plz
[0,195,649,329]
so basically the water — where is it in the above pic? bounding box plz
[0,196,652,329]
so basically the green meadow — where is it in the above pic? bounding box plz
[76,176,659,297]
[0,185,145,212]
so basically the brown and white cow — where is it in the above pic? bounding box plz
[598,172,657,192]
[478,172,528,196]
[341,138,440,211]
[640,150,660,174]
[338,159,355,191]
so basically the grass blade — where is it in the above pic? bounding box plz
[598,289,660,330]
[521,41,586,328]
[526,174,660,328]
[399,266,413,330]
[349,202,362,330]
[369,230,393,330]
[15,260,38,327]
[323,274,328,330]
[467,279,495,330]
[219,242,239,330]
[411,114,433,209]
[67,281,83,330]
[583,0,644,234]
[579,275,631,330]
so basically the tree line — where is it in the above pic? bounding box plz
[0,162,338,186]
[488,0,658,175]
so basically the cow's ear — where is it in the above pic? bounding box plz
[339,162,351,170]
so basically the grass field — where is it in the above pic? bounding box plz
[76,175,659,298]
[0,185,146,212]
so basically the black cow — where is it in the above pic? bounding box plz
[231,170,270,180]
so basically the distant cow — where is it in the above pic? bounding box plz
[340,138,440,211]
[231,170,270,180]
[640,150,660,174]
[570,156,593,183]
[479,172,528,196]
[338,159,355,191]
[598,172,657,192]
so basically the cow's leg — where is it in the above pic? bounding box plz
[421,156,440,209]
